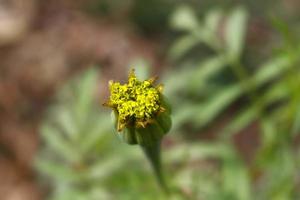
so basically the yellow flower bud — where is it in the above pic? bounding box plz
[104,69,172,146]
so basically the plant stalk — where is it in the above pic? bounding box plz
[141,141,169,194]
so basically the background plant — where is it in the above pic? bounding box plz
[36,3,300,200]
[166,4,300,200]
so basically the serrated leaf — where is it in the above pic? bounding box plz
[86,156,128,181]
[36,159,83,182]
[74,68,99,125]
[41,124,80,163]
[52,106,78,140]
[79,114,112,154]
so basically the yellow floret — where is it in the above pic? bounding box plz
[108,70,161,126]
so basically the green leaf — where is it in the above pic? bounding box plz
[222,156,251,200]
[225,7,248,62]
[193,84,241,127]
[165,143,233,163]
[170,5,199,31]
[36,159,83,182]
[222,80,289,139]
[51,106,78,141]
[260,118,278,146]
[204,9,223,35]
[252,56,290,86]
[41,124,80,163]
[292,104,300,136]
[164,56,226,97]
[188,55,227,91]
[86,156,128,180]
[74,68,99,125]
[171,53,292,130]
[169,35,199,60]
[222,108,256,139]
[79,114,112,154]
[203,8,223,50]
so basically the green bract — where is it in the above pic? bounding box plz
[104,69,172,146]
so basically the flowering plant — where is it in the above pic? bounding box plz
[104,69,172,192]
[104,69,171,146]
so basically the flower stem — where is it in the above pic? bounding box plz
[141,141,169,194]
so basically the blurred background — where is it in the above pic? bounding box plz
[0,0,300,199]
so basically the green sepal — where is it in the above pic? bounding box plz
[111,96,172,146]
[156,111,172,134]
[160,95,172,114]
[135,121,165,146]
[121,126,137,145]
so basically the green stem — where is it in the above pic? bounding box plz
[141,141,169,194]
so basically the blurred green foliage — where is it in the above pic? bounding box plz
[37,3,300,200]
[130,0,174,34]
[166,4,300,200]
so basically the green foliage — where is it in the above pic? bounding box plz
[37,4,300,200]
[167,6,250,129]
[166,4,300,199]
[130,0,174,34]
[36,68,134,199]
[36,67,252,200]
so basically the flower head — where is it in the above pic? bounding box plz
[105,69,165,130]
[104,69,171,146]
